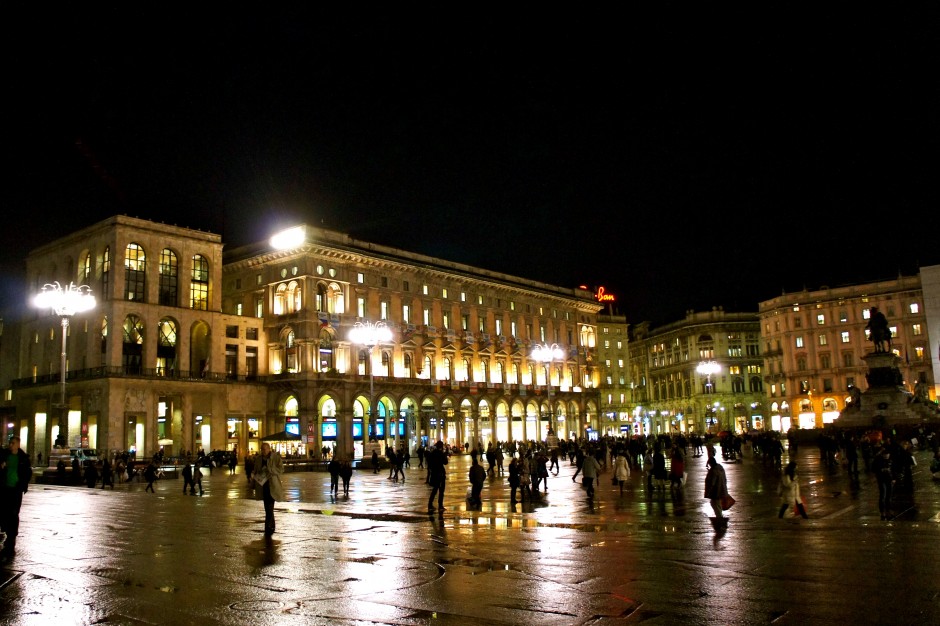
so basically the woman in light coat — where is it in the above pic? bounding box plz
[613,452,631,495]
[253,442,285,535]
[778,460,807,518]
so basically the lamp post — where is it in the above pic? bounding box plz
[349,320,393,452]
[532,343,564,441]
[34,281,96,450]
[696,360,721,432]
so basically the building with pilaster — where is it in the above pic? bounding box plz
[5,217,605,464]
[758,273,936,431]
[627,308,764,435]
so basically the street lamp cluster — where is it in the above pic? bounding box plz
[34,281,96,450]
[531,342,564,437]
[349,320,393,451]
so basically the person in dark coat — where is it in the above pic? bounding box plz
[371,449,380,474]
[144,460,158,492]
[101,457,115,489]
[0,436,32,561]
[468,457,486,505]
[426,441,449,512]
[328,457,341,496]
[181,462,194,495]
[339,459,353,496]
[84,461,99,488]
[192,464,203,495]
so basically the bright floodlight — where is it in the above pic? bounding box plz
[270,226,306,250]
[531,343,564,363]
[696,360,721,378]
[34,282,96,316]
[349,320,393,347]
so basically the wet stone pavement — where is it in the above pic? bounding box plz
[1,446,939,625]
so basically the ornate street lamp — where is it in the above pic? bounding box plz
[696,360,721,431]
[34,281,96,450]
[531,342,564,440]
[349,320,393,450]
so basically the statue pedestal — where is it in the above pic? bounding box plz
[836,353,939,429]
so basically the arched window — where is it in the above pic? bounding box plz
[124,243,146,302]
[289,281,302,312]
[159,248,178,306]
[442,356,452,380]
[403,353,413,378]
[285,330,299,373]
[101,246,111,298]
[381,350,391,376]
[358,349,369,375]
[122,314,144,374]
[274,284,288,315]
[462,358,471,381]
[423,355,433,379]
[156,318,178,376]
[81,252,92,281]
[284,396,299,416]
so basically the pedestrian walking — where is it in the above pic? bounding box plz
[181,462,194,495]
[549,447,560,475]
[704,459,729,522]
[426,441,449,512]
[228,453,237,475]
[84,461,99,488]
[613,451,631,495]
[495,444,505,476]
[417,444,425,469]
[339,459,353,496]
[252,442,285,536]
[872,446,895,520]
[777,460,808,518]
[508,457,522,503]
[192,464,204,495]
[581,450,601,498]
[144,460,158,492]
[328,457,341,496]
[101,457,115,489]
[669,445,685,491]
[371,449,380,474]
[468,457,486,505]
[0,436,32,562]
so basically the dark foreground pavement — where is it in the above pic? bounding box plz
[2,445,938,626]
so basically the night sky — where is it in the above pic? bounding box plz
[3,7,938,327]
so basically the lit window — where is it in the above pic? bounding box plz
[841,331,850,343]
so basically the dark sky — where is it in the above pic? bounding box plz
[3,7,938,327]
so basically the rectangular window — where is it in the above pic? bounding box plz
[817,314,825,325]
[236,303,243,316]
[819,334,828,346]
[840,310,848,323]
[823,378,833,392]
[246,327,259,341]
[423,308,431,325]
[380,301,389,320]
[794,317,802,328]
[357,297,366,317]
[225,344,238,380]
[477,295,483,305]
[403,280,409,292]
[843,353,853,367]
[225,325,239,339]
[462,314,469,330]
[795,336,804,348]
[423,284,429,295]
[909,302,920,314]
[255,298,263,317]
[381,276,388,288]
[460,292,466,302]
[442,288,448,299]
[246,346,258,379]
[841,331,850,343]
[403,305,411,323]
[442,312,450,329]
[495,319,503,335]
[511,321,517,337]
[357,272,364,284]
[256,274,263,285]
[912,323,922,336]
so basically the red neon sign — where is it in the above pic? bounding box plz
[595,286,615,302]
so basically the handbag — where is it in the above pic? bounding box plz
[720,494,735,510]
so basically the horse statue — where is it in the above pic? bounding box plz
[865,307,891,353]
